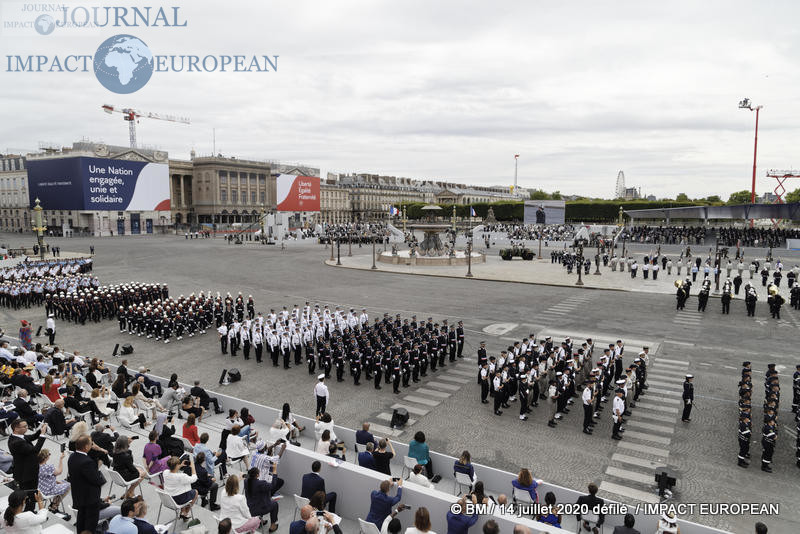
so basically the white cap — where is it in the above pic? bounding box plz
[317,374,325,380]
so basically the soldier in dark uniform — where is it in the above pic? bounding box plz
[737,414,751,468]
[391,354,402,394]
[479,362,490,404]
[518,375,530,421]
[745,286,757,316]
[681,374,694,422]
[350,350,361,386]
[373,349,383,390]
[721,280,732,314]
[792,364,800,414]
[456,321,465,358]
[767,285,784,319]
[697,281,710,312]
[761,419,777,472]
[448,326,457,362]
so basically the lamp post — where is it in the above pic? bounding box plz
[739,98,762,227]
[371,234,378,270]
[336,239,341,265]
[330,235,335,261]
[594,243,602,275]
[538,230,543,259]
[348,231,352,257]
[576,241,584,286]
[32,198,46,261]
[466,238,473,278]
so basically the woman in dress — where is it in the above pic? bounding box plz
[143,430,170,475]
[37,449,70,513]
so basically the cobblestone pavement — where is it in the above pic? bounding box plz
[0,232,796,533]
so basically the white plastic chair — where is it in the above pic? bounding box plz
[401,456,417,479]
[293,494,310,521]
[358,518,381,534]
[454,471,473,495]
[580,512,603,534]
[105,467,142,500]
[178,436,194,452]
[155,488,193,533]
[511,487,535,514]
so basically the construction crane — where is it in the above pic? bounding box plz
[101,104,190,149]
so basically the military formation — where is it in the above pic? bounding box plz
[476,335,652,440]
[0,258,94,309]
[675,276,786,319]
[216,300,466,393]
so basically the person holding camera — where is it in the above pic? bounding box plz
[366,478,403,528]
[36,449,70,516]
[8,419,47,511]
[163,456,198,521]
[2,490,48,533]
[220,474,262,533]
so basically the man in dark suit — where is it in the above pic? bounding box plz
[190,380,223,414]
[12,390,43,427]
[576,483,605,534]
[189,452,220,511]
[43,399,77,437]
[90,423,119,454]
[612,513,640,534]
[10,369,41,396]
[300,460,336,513]
[8,418,47,511]
[68,434,107,533]
[355,422,378,447]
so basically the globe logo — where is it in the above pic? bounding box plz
[34,14,55,35]
[93,35,154,94]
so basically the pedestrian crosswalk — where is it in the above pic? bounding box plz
[598,356,689,506]
[535,293,597,322]
[673,308,704,329]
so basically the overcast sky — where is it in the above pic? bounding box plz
[1,0,799,199]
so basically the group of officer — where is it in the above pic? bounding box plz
[738,362,782,472]
[0,258,94,309]
[674,274,787,319]
[477,335,652,439]
[216,301,467,394]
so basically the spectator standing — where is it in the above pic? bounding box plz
[68,434,107,533]
[8,419,47,511]
[366,479,403,528]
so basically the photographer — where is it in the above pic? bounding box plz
[366,478,403,528]
[162,455,198,521]
[2,490,48,533]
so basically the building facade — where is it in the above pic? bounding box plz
[25,142,173,236]
[0,155,30,232]
[320,182,351,225]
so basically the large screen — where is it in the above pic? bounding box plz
[276,174,320,212]
[524,200,566,225]
[27,157,170,211]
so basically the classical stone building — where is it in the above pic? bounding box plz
[0,155,30,233]
[320,182,351,225]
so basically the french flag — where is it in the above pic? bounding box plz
[470,206,476,217]
[390,205,399,216]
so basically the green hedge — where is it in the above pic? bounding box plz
[398,200,716,223]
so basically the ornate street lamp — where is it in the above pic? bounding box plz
[32,198,46,260]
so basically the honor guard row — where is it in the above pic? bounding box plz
[216,303,467,393]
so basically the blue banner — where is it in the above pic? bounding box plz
[27,156,170,211]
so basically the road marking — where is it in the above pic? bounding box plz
[656,358,690,365]
[645,397,680,405]
[365,422,403,437]
[631,412,681,424]
[648,368,689,377]
[643,388,680,396]
[426,381,461,391]
[435,375,471,384]
[375,412,417,426]
[605,466,656,485]
[402,395,441,407]
[647,379,685,389]
[391,404,430,416]
[634,402,680,414]
[664,340,694,347]
[414,388,451,399]
[599,481,660,504]
[482,323,519,336]
[625,420,675,434]
[611,453,663,469]
[447,368,477,378]
[617,441,670,458]
[645,375,685,384]
[620,430,672,445]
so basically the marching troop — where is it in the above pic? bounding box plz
[215,298,467,393]
[477,335,651,440]
[0,258,94,309]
